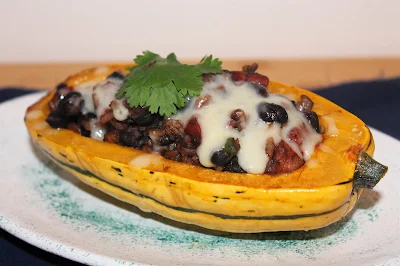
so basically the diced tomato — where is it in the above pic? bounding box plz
[230,71,247,82]
[247,73,269,87]
[184,117,202,146]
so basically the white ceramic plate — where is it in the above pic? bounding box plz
[1,93,400,266]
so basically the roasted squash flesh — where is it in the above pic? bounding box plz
[24,65,384,233]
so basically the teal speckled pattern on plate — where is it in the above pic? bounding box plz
[23,154,381,262]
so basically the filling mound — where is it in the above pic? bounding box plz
[46,66,322,174]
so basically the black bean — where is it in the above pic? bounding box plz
[107,71,125,80]
[223,156,246,173]
[251,83,268,97]
[56,82,68,90]
[133,136,149,148]
[57,92,83,117]
[211,150,232,166]
[46,112,69,128]
[84,112,97,119]
[55,88,73,103]
[80,113,97,131]
[134,113,158,126]
[80,125,91,137]
[48,87,72,112]
[159,134,177,146]
[119,132,137,147]
[211,138,239,167]
[151,115,164,127]
[257,103,288,123]
[304,111,320,132]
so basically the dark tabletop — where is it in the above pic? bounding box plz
[1,78,400,265]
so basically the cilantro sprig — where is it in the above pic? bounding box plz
[116,51,223,116]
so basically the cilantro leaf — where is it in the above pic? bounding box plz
[158,64,203,97]
[166,53,179,64]
[117,52,223,116]
[115,64,143,98]
[134,50,161,65]
[123,62,203,116]
[195,55,223,74]
[147,82,185,116]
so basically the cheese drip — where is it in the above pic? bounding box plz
[75,77,129,140]
[173,75,322,174]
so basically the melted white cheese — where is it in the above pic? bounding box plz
[93,79,124,118]
[73,73,321,174]
[173,75,322,174]
[75,81,98,114]
[112,99,130,121]
[76,78,128,122]
[89,119,106,141]
[75,77,129,139]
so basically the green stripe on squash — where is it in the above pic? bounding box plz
[42,148,349,221]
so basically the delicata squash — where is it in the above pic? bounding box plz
[25,53,387,233]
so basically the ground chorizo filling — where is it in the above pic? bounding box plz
[46,65,322,174]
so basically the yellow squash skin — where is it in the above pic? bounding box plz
[24,65,375,233]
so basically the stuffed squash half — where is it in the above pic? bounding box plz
[24,52,387,233]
